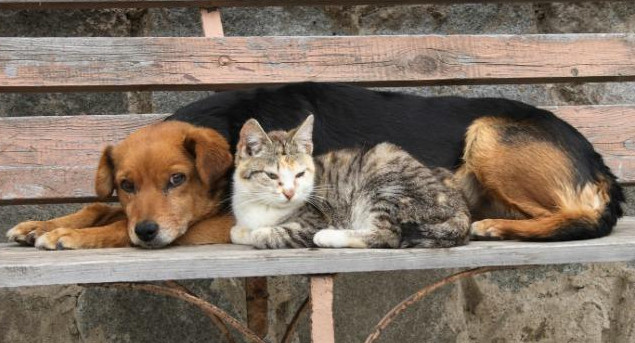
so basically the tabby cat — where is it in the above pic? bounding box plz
[230,115,470,249]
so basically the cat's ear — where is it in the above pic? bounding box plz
[238,118,270,159]
[291,114,314,155]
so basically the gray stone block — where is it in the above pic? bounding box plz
[0,204,85,242]
[0,92,128,117]
[0,285,83,343]
[0,9,141,37]
[152,91,215,114]
[75,281,236,343]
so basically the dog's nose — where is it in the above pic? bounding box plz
[135,221,159,242]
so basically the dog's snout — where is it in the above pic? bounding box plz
[135,221,159,242]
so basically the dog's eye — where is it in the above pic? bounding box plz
[120,180,135,193]
[265,172,278,180]
[168,173,186,188]
[296,171,305,178]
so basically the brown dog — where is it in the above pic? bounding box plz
[6,121,234,249]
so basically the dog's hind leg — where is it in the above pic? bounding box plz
[6,203,125,246]
[460,116,618,241]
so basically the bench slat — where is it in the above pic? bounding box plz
[1,216,634,287]
[1,35,634,92]
[0,105,633,204]
[0,114,166,204]
[0,114,166,169]
[0,0,614,10]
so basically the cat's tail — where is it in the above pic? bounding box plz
[400,212,471,248]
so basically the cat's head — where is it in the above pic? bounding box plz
[233,115,315,208]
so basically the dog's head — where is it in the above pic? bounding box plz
[95,121,233,248]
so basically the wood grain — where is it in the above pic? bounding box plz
[0,217,634,288]
[200,7,224,38]
[1,105,634,204]
[0,114,166,204]
[0,0,616,10]
[1,35,635,92]
[544,105,635,185]
[310,276,335,343]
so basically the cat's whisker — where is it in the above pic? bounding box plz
[232,196,268,208]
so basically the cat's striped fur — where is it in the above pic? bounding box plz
[231,115,471,249]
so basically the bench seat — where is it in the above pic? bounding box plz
[1,216,634,288]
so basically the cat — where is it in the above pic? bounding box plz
[230,115,471,249]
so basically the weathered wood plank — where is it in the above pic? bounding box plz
[0,0,617,10]
[310,275,335,343]
[0,114,167,204]
[545,105,635,185]
[0,114,166,168]
[0,105,634,204]
[0,217,634,288]
[200,7,224,38]
[1,35,635,92]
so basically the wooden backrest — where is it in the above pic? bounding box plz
[0,0,634,206]
[2,35,634,91]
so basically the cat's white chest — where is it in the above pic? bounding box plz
[233,204,295,230]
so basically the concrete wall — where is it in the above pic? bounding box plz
[1,2,635,342]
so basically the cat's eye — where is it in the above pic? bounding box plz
[120,180,135,193]
[296,171,305,178]
[265,172,279,180]
[168,173,186,188]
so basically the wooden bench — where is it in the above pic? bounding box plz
[1,1,634,342]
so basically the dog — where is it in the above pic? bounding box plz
[7,82,625,248]
[168,82,624,241]
[7,121,234,249]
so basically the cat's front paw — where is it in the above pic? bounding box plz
[251,227,276,249]
[230,226,253,245]
[314,229,359,248]
[251,227,296,249]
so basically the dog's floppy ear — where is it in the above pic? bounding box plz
[184,127,233,188]
[95,146,115,199]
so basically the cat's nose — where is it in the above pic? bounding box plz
[283,189,295,200]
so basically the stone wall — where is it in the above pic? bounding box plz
[1,2,634,342]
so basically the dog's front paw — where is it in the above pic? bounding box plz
[35,228,81,250]
[230,226,253,245]
[470,220,504,240]
[6,220,52,246]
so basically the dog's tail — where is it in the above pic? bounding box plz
[535,177,624,241]
[508,176,624,242]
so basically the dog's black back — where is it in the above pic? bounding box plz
[169,82,544,169]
